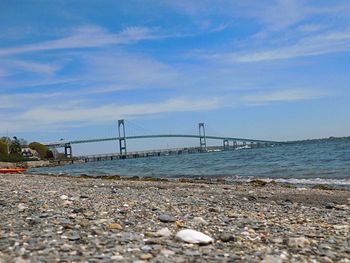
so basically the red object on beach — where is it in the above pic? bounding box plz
[0,168,27,173]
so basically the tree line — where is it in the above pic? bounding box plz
[0,137,53,162]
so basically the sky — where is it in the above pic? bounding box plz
[1,0,350,154]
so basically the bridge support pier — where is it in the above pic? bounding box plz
[118,119,127,155]
[64,143,72,158]
[223,139,229,151]
[233,141,238,149]
[199,123,207,152]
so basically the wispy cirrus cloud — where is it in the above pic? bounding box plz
[169,0,350,31]
[202,28,350,63]
[0,59,59,74]
[1,97,222,132]
[243,89,325,105]
[0,25,163,57]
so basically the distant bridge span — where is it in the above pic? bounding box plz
[43,120,281,157]
[45,134,280,148]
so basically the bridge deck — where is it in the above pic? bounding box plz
[45,134,281,148]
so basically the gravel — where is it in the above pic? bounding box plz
[0,173,349,262]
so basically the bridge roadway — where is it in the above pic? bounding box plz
[45,134,281,148]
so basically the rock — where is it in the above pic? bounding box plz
[17,204,28,212]
[158,214,176,223]
[60,244,72,251]
[144,228,171,238]
[39,213,49,218]
[110,255,124,260]
[60,195,68,200]
[208,207,219,212]
[262,255,283,263]
[175,229,214,244]
[333,225,349,230]
[141,245,152,253]
[288,237,310,248]
[335,204,348,210]
[109,223,123,230]
[157,227,171,237]
[62,200,72,207]
[247,195,257,201]
[161,249,175,257]
[68,234,80,241]
[325,203,335,209]
[219,233,235,242]
[139,253,153,260]
[72,207,84,213]
[193,217,209,225]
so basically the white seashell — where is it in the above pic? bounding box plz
[175,229,214,244]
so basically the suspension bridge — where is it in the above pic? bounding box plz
[44,120,281,161]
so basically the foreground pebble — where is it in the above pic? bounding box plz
[175,229,214,244]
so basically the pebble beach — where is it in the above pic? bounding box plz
[0,173,349,262]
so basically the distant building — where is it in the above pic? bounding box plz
[21,148,40,159]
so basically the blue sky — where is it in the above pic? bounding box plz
[1,0,350,153]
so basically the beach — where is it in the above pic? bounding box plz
[0,173,349,262]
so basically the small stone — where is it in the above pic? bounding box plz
[157,228,171,237]
[325,203,335,209]
[68,232,81,241]
[262,255,282,263]
[158,214,176,223]
[288,237,310,248]
[110,255,124,260]
[175,229,214,244]
[333,225,349,230]
[161,249,175,257]
[139,253,153,260]
[109,223,123,230]
[72,208,84,213]
[141,245,152,253]
[17,204,27,212]
[60,244,72,251]
[62,200,72,207]
[219,233,235,242]
[14,257,30,263]
[60,195,68,200]
[335,204,348,210]
[193,217,209,225]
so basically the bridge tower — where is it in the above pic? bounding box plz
[64,143,72,158]
[223,139,229,151]
[198,123,207,151]
[118,119,127,155]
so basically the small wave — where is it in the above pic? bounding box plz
[275,177,350,186]
[225,176,350,186]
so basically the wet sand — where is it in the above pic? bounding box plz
[0,173,349,262]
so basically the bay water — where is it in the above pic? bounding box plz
[29,138,350,187]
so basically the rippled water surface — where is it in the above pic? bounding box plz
[30,139,350,185]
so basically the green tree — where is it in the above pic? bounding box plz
[9,136,22,155]
[28,142,49,159]
[0,140,9,160]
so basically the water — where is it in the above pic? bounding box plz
[30,138,350,187]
